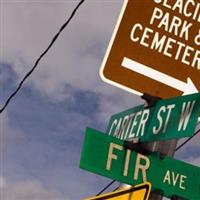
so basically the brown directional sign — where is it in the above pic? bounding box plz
[100,0,199,98]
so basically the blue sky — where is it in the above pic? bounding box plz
[0,1,199,200]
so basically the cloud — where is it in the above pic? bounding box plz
[0,110,26,147]
[1,88,112,199]
[187,156,200,167]
[97,92,143,127]
[175,124,200,158]
[0,177,6,188]
[1,0,144,126]
[0,0,144,132]
[1,179,69,200]
[1,0,125,101]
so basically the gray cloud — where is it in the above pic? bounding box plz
[0,0,143,123]
[1,179,69,200]
[1,0,144,127]
[1,1,125,99]
[0,111,26,147]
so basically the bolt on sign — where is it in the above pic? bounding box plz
[80,128,200,200]
[84,182,151,200]
[100,0,200,99]
[106,93,200,142]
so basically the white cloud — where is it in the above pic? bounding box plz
[187,156,200,167]
[0,177,6,188]
[97,92,143,126]
[176,124,200,154]
[1,0,145,129]
[0,111,26,147]
[1,179,69,200]
[1,0,126,101]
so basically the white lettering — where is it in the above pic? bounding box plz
[150,7,163,25]
[129,111,142,138]
[163,170,187,190]
[153,106,165,134]
[108,119,118,135]
[106,143,123,171]
[192,50,200,69]
[136,109,150,137]
[163,170,171,185]
[178,101,196,131]
[180,175,187,190]
[163,104,175,133]
[134,153,150,182]
[130,23,142,42]
[123,149,131,176]
[154,0,200,22]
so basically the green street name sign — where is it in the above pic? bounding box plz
[80,128,200,200]
[106,93,200,142]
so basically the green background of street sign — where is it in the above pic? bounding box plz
[106,104,146,138]
[106,93,200,142]
[106,104,144,133]
[145,93,200,142]
[80,128,200,200]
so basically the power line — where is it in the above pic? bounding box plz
[96,180,116,196]
[176,127,200,152]
[0,0,85,114]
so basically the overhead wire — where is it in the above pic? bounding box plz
[96,180,116,196]
[175,122,200,151]
[0,0,85,114]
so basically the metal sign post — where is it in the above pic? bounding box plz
[142,93,176,200]
[145,140,177,200]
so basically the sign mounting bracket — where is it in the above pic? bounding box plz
[124,140,152,155]
[141,93,162,108]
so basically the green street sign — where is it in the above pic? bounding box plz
[80,128,200,200]
[106,93,200,142]
[146,92,200,142]
[106,104,150,141]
